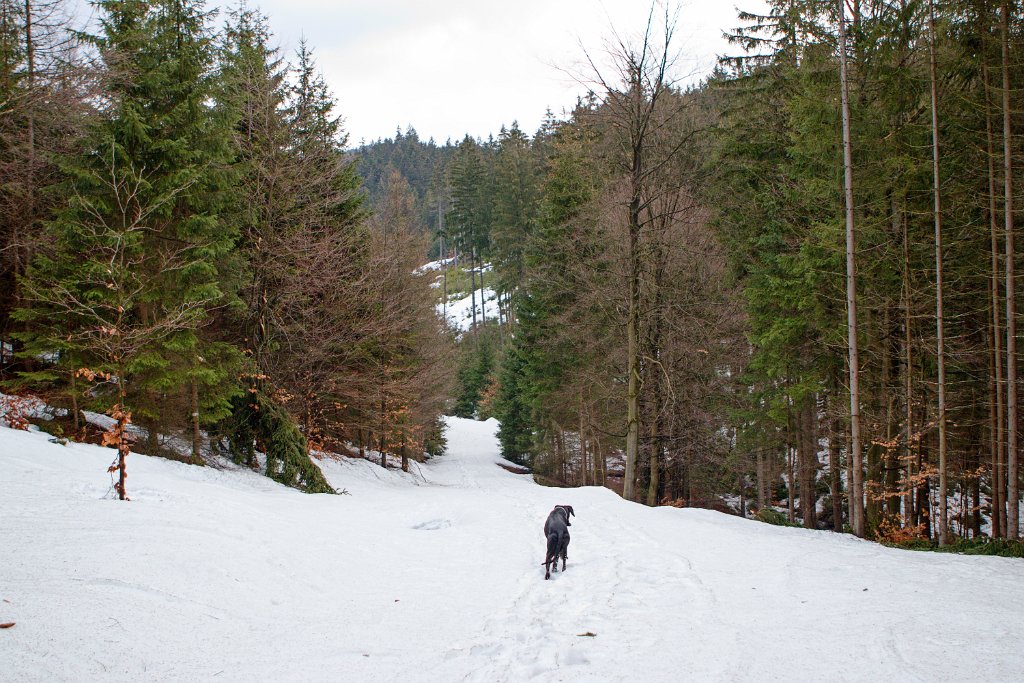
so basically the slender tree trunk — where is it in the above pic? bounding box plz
[71,373,80,434]
[973,468,983,537]
[756,449,766,509]
[929,0,949,545]
[479,252,486,326]
[801,395,818,528]
[379,398,387,468]
[846,406,855,531]
[838,0,865,537]
[831,406,843,531]
[983,55,1007,538]
[24,0,34,182]
[15,0,35,306]
[902,207,916,528]
[190,376,202,465]
[440,229,448,321]
[561,428,569,481]
[787,444,795,524]
[881,303,898,517]
[647,421,659,506]
[1002,0,1019,540]
[739,471,747,518]
[787,401,796,523]
[470,247,478,334]
[917,391,931,535]
[623,204,641,502]
[579,398,588,486]
[115,367,128,501]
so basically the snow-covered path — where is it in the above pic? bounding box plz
[2,417,1024,681]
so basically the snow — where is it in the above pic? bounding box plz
[414,257,455,274]
[3,417,1024,681]
[438,287,501,332]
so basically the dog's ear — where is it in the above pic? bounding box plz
[566,505,575,517]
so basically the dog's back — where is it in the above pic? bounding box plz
[543,506,573,580]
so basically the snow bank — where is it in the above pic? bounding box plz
[2,417,1024,681]
[414,257,455,274]
[438,287,501,333]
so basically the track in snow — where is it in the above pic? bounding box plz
[2,416,1024,681]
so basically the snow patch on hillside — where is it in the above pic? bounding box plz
[438,287,501,332]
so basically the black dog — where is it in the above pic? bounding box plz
[543,505,574,580]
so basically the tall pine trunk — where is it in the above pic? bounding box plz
[929,0,949,545]
[470,246,478,334]
[190,376,201,464]
[985,61,1006,538]
[838,0,865,537]
[1002,0,1019,540]
[623,115,643,503]
[830,409,843,531]
[801,394,818,529]
[901,202,916,528]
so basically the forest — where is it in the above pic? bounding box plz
[0,0,452,496]
[2,0,1023,549]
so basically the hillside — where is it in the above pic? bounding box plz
[2,419,1023,681]
[355,129,455,233]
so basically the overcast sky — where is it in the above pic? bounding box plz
[237,0,768,145]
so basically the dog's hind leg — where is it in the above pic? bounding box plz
[544,532,560,579]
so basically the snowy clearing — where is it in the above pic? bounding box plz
[438,287,501,332]
[2,417,1023,681]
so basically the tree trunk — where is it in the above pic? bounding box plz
[648,405,664,507]
[756,449,766,510]
[379,398,387,468]
[70,372,80,434]
[1002,0,1018,540]
[902,207,916,529]
[623,207,641,502]
[470,247,478,334]
[787,444,795,525]
[579,400,588,486]
[787,401,796,524]
[831,408,843,531]
[441,230,448,321]
[929,0,949,545]
[479,252,486,326]
[190,376,202,465]
[801,395,817,528]
[838,0,865,537]
[985,61,1006,538]
[881,302,898,518]
[115,367,129,501]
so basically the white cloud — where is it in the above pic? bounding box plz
[238,0,768,143]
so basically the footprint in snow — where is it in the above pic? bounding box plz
[412,518,452,531]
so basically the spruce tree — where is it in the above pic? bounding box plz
[15,0,239,497]
[491,122,541,308]
[216,7,340,492]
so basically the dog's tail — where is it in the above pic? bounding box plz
[546,531,559,560]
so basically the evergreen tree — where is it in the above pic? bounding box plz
[491,122,541,307]
[495,339,533,466]
[14,0,239,498]
[453,330,496,418]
